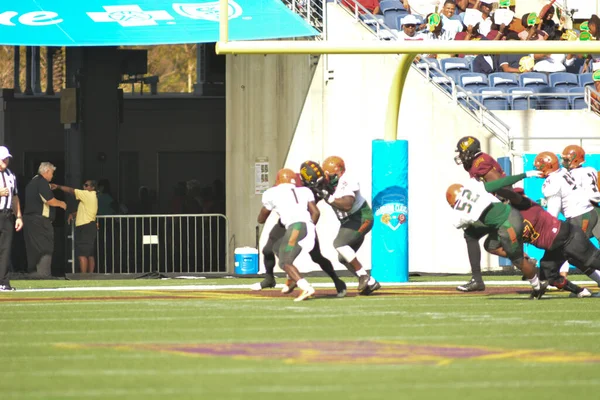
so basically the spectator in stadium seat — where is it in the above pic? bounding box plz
[405,0,440,18]
[587,14,600,40]
[518,12,549,41]
[398,14,426,40]
[477,0,494,37]
[498,32,532,73]
[591,70,600,114]
[538,4,564,40]
[472,54,499,74]
[341,0,380,14]
[440,0,464,35]
[424,13,456,41]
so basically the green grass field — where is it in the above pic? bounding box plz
[2,277,599,400]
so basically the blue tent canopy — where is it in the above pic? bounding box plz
[0,0,318,46]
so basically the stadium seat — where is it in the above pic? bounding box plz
[477,87,509,111]
[379,0,408,12]
[519,72,548,87]
[549,72,579,87]
[440,57,471,73]
[569,87,587,110]
[459,72,488,90]
[508,88,538,110]
[579,73,594,88]
[488,72,519,87]
[538,86,569,110]
[380,0,408,30]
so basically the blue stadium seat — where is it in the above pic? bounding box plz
[519,72,548,87]
[459,72,488,90]
[549,72,579,87]
[441,57,471,73]
[579,73,594,88]
[569,87,587,110]
[488,72,519,87]
[379,0,408,12]
[508,88,538,110]
[538,86,569,110]
[477,87,509,110]
[379,0,408,29]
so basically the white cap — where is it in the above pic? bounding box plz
[479,0,497,4]
[401,14,420,26]
[0,146,12,160]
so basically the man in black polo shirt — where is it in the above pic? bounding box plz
[0,146,23,291]
[23,162,66,278]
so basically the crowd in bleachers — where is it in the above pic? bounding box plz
[340,0,600,111]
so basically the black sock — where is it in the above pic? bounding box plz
[312,252,340,284]
[263,253,276,276]
[465,236,482,282]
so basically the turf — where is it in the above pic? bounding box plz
[1,278,599,400]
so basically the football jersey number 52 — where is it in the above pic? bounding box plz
[455,189,480,213]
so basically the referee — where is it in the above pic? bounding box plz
[0,146,23,291]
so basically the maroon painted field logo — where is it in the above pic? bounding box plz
[59,340,600,365]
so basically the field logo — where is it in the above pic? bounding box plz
[87,5,174,26]
[173,1,243,21]
[373,186,408,231]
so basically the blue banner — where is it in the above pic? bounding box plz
[523,153,600,268]
[371,140,409,282]
[0,0,317,46]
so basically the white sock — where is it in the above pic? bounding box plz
[529,275,540,290]
[297,278,311,291]
[356,268,367,277]
[368,276,376,285]
[586,270,600,285]
[559,262,570,274]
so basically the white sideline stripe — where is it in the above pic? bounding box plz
[12,280,597,293]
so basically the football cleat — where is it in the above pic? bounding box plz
[334,280,347,298]
[357,275,370,292]
[456,279,485,292]
[361,281,381,296]
[250,275,276,291]
[569,288,592,298]
[294,286,316,302]
[0,284,16,292]
[529,280,548,300]
[281,279,298,294]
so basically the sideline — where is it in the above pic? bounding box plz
[10,280,595,293]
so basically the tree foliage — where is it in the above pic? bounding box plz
[0,45,197,94]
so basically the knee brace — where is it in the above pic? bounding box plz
[335,245,356,263]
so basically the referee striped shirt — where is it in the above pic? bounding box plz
[0,169,17,211]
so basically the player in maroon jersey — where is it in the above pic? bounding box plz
[485,188,597,298]
[453,136,533,292]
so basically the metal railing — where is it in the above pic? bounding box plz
[69,214,229,275]
[282,0,326,39]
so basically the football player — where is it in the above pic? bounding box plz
[251,162,348,298]
[256,168,319,301]
[446,170,545,294]
[485,188,595,298]
[453,136,510,292]
[534,151,600,288]
[318,156,381,295]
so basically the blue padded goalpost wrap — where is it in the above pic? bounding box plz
[371,139,409,282]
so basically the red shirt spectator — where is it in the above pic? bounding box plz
[341,0,380,14]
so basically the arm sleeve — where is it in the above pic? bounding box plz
[545,195,561,217]
[483,173,526,193]
[261,191,274,211]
